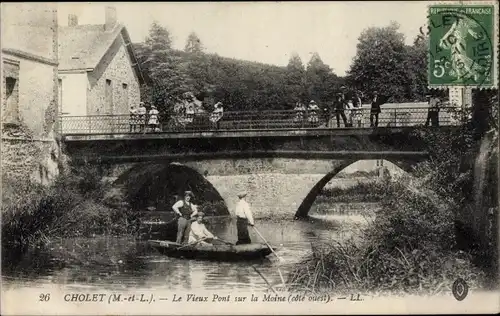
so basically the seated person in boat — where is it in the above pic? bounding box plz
[189,212,218,246]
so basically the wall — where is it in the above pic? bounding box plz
[59,73,87,116]
[87,34,140,116]
[1,3,60,184]
[1,3,58,61]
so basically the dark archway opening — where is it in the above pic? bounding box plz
[115,163,229,216]
[295,159,416,219]
[114,163,230,241]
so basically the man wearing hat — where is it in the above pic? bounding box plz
[425,92,441,127]
[234,191,255,245]
[370,91,391,127]
[189,212,218,246]
[334,92,349,127]
[172,191,198,244]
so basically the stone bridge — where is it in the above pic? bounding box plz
[61,126,452,218]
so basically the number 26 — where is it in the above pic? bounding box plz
[39,293,50,302]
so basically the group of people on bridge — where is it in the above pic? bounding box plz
[129,101,160,133]
[127,87,444,133]
[294,89,388,128]
[129,93,224,133]
[171,190,255,246]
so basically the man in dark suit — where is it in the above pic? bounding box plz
[334,93,349,127]
[425,93,441,127]
[370,91,389,127]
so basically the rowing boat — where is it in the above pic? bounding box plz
[148,240,274,261]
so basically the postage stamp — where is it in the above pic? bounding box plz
[427,3,498,88]
[1,2,499,316]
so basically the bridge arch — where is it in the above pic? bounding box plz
[294,158,418,219]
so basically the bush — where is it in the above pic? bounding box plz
[1,165,137,255]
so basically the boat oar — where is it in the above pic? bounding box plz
[252,226,286,289]
[252,226,283,262]
[215,237,234,246]
[178,237,208,250]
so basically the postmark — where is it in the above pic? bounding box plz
[452,278,469,301]
[427,4,498,88]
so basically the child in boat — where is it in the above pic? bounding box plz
[189,212,218,246]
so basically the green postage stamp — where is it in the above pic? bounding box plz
[428,3,498,88]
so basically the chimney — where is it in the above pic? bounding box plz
[105,6,117,32]
[68,14,78,27]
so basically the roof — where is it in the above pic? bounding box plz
[58,23,144,84]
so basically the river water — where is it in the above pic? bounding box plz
[2,202,374,292]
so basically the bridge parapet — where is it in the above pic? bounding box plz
[59,105,463,136]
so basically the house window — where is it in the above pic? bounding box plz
[105,79,113,114]
[2,60,20,124]
[122,83,129,110]
[58,78,63,114]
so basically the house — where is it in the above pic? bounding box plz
[1,3,60,183]
[58,6,145,118]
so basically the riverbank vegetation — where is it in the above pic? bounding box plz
[316,180,386,204]
[289,177,487,294]
[1,165,139,269]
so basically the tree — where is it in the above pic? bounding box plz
[184,32,204,54]
[137,22,192,116]
[285,53,306,105]
[346,21,409,102]
[145,21,173,51]
[305,52,340,104]
[403,36,428,101]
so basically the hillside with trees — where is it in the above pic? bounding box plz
[134,21,431,116]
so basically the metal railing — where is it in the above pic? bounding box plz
[58,106,464,135]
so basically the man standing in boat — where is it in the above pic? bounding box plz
[172,191,198,244]
[235,191,255,245]
[189,212,218,246]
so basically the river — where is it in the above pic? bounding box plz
[2,201,374,292]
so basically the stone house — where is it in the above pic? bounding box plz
[57,7,144,120]
[1,3,60,184]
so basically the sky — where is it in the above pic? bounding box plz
[58,2,430,76]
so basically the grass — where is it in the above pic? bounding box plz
[288,177,488,295]
[316,180,387,203]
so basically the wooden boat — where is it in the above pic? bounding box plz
[148,240,274,261]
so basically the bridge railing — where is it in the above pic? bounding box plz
[59,106,463,134]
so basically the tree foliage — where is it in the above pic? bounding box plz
[135,21,430,113]
[347,21,429,102]
[184,32,203,54]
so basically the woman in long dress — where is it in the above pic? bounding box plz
[148,105,160,132]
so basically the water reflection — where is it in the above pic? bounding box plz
[2,213,367,291]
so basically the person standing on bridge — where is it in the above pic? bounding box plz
[308,100,320,127]
[334,93,349,128]
[234,191,254,245]
[425,93,441,127]
[369,91,389,127]
[148,105,160,132]
[137,102,147,133]
[129,105,138,132]
[172,191,199,244]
